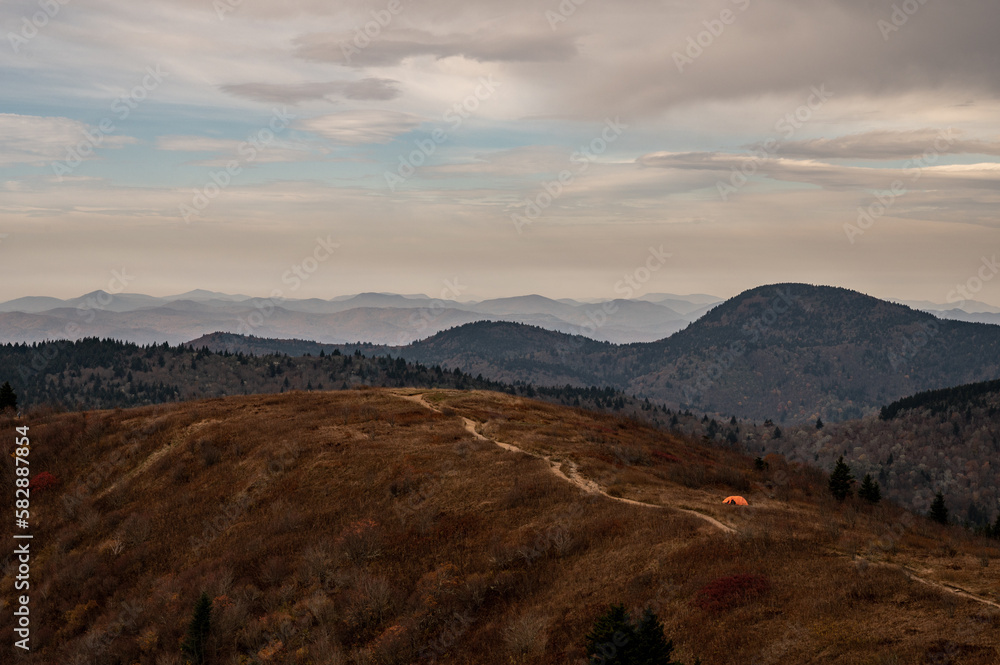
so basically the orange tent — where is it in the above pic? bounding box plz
[722,496,749,505]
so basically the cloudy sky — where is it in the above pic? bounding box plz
[2,0,999,304]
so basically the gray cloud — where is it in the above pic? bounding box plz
[220,78,401,104]
[295,110,423,144]
[295,28,578,66]
[639,150,1000,191]
[542,0,1000,119]
[0,114,136,167]
[763,130,1000,161]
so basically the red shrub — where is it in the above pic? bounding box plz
[652,451,681,463]
[693,573,771,612]
[29,472,60,492]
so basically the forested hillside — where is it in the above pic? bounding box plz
[0,338,666,424]
[758,378,1000,525]
[192,284,1000,424]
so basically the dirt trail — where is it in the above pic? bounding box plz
[396,392,1000,609]
[395,391,735,533]
[899,565,1000,610]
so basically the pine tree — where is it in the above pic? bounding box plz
[816,417,824,429]
[585,604,633,663]
[632,607,679,664]
[858,473,881,504]
[772,426,782,439]
[929,492,949,525]
[829,456,854,501]
[584,605,687,664]
[182,592,212,664]
[0,381,17,411]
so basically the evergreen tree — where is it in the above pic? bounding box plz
[584,605,687,665]
[829,456,854,501]
[816,417,824,429]
[633,607,679,664]
[0,381,17,411]
[858,473,881,504]
[772,426,782,439]
[182,592,212,664]
[929,492,949,525]
[585,604,633,663]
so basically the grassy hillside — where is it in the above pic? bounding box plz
[2,390,999,663]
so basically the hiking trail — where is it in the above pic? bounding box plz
[395,391,735,534]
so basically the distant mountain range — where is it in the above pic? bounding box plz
[893,298,1000,326]
[190,284,1000,423]
[2,288,995,348]
[0,290,721,345]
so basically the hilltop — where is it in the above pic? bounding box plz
[2,389,999,663]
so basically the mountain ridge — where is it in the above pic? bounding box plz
[189,284,1000,423]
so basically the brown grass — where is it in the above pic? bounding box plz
[1,388,999,664]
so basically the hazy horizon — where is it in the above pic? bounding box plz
[3,282,998,311]
[4,1,999,308]
[0,0,1000,303]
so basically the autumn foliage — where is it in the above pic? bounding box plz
[693,574,771,612]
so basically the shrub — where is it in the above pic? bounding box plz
[28,471,59,492]
[505,612,549,662]
[693,573,771,612]
[611,444,651,467]
[348,574,395,633]
[339,518,382,564]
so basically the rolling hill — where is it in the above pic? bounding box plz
[0,290,712,346]
[3,389,998,663]
[384,284,1000,422]
[195,284,1000,423]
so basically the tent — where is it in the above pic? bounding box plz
[722,496,749,505]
